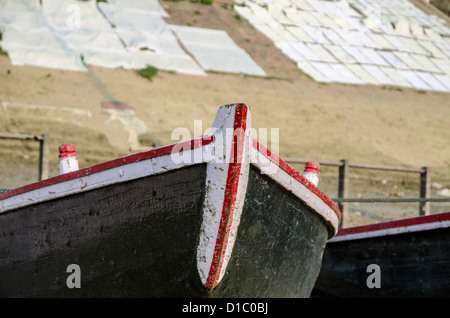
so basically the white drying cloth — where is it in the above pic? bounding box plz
[98,1,204,74]
[102,0,169,17]
[1,24,87,71]
[99,5,185,55]
[0,0,87,71]
[42,0,112,31]
[170,25,266,77]
[0,0,43,29]
[41,0,143,70]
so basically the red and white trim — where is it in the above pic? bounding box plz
[330,212,450,242]
[0,102,341,290]
[197,103,251,289]
[0,137,212,213]
[250,140,341,237]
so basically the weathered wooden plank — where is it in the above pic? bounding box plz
[0,164,208,297]
[312,226,450,297]
[212,166,329,297]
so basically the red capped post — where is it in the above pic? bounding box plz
[303,161,320,187]
[59,144,79,174]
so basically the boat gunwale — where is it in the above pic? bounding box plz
[0,104,341,237]
[251,139,341,223]
[330,211,450,242]
[0,136,213,203]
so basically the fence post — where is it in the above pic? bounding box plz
[39,134,50,181]
[338,159,349,229]
[419,166,431,216]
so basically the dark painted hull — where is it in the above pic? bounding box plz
[0,104,340,298]
[214,166,329,297]
[1,165,328,297]
[0,164,208,297]
[313,222,450,298]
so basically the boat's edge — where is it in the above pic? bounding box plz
[251,139,341,238]
[314,217,450,298]
[0,103,342,292]
[330,211,450,242]
[197,103,252,289]
[0,136,213,212]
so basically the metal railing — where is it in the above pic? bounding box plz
[285,158,450,228]
[0,132,50,181]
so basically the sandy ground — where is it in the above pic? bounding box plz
[1,0,450,227]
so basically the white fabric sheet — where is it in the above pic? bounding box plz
[275,41,305,62]
[289,41,319,61]
[415,72,449,92]
[309,62,342,82]
[231,0,450,92]
[275,41,306,62]
[42,0,111,31]
[379,67,413,88]
[434,74,450,90]
[297,61,332,82]
[132,49,206,76]
[286,26,314,42]
[398,70,431,90]
[411,54,442,73]
[99,6,185,55]
[341,45,372,64]
[345,63,380,85]
[1,23,87,71]
[367,33,396,50]
[102,0,169,17]
[323,44,357,64]
[170,25,266,76]
[0,0,43,29]
[358,47,390,67]
[418,40,447,58]
[361,65,395,86]
[384,35,413,53]
[378,51,409,69]
[394,52,423,71]
[42,0,137,69]
[302,26,330,44]
[329,63,364,84]
[305,43,337,63]
[321,29,346,45]
[430,58,450,75]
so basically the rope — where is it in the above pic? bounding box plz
[332,197,450,203]
[0,189,10,194]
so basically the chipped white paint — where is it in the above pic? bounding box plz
[0,103,339,291]
[58,156,79,175]
[250,142,340,237]
[196,104,251,288]
[0,146,204,213]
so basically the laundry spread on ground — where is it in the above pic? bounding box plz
[233,0,450,92]
[0,0,265,77]
[1,0,449,92]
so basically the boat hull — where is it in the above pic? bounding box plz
[0,165,329,297]
[313,216,450,298]
[0,103,340,297]
[0,164,209,297]
[211,166,329,297]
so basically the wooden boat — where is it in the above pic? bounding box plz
[312,212,450,298]
[0,103,340,297]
